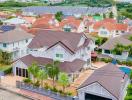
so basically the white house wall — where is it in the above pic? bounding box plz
[78,82,117,100]
[98,28,111,37]
[0,38,32,59]
[13,60,28,76]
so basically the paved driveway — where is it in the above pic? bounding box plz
[0,89,30,100]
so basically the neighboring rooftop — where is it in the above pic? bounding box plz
[78,63,128,100]
[18,54,86,73]
[28,30,91,54]
[99,34,132,50]
[0,27,34,43]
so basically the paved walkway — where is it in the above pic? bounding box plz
[71,70,94,88]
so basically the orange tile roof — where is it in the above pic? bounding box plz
[93,18,128,32]
[59,16,82,30]
[23,16,36,24]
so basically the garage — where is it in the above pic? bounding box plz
[85,93,112,100]
[16,67,28,77]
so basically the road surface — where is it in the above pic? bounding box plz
[0,89,31,100]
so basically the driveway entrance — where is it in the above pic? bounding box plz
[85,93,112,100]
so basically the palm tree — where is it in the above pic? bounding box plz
[37,69,48,87]
[46,61,60,88]
[58,72,69,93]
[28,63,40,83]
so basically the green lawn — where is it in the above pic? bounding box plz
[0,64,12,72]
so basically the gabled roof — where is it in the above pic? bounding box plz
[78,63,128,99]
[18,54,86,73]
[28,30,91,54]
[0,27,34,43]
[99,34,132,50]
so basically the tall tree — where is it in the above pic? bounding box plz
[58,72,69,92]
[55,11,63,22]
[46,61,60,87]
[109,11,114,18]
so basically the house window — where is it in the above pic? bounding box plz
[56,54,63,58]
[122,31,124,33]
[64,28,71,32]
[3,43,7,47]
[26,39,28,43]
[101,31,107,34]
[104,50,110,54]
[116,30,119,33]
[87,47,90,50]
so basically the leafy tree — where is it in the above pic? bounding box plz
[109,11,114,18]
[95,37,107,46]
[130,71,132,81]
[28,63,40,83]
[58,72,69,92]
[103,13,106,18]
[1,51,12,65]
[55,11,63,22]
[129,36,132,41]
[125,84,132,100]
[46,61,60,87]
[0,20,3,25]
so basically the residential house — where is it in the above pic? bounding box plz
[99,34,132,61]
[0,27,34,60]
[78,63,130,100]
[89,18,128,37]
[29,15,85,33]
[13,30,95,81]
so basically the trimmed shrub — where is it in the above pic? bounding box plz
[34,81,40,87]
[23,78,32,84]
[4,67,12,74]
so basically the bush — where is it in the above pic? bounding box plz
[44,83,50,90]
[34,81,40,87]
[100,58,112,63]
[51,87,58,93]
[66,92,72,96]
[23,78,32,84]
[4,67,12,74]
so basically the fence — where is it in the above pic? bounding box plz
[16,81,79,100]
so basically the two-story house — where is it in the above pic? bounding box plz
[89,18,128,38]
[98,23,128,38]
[13,30,95,82]
[0,27,34,60]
